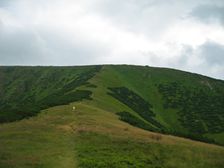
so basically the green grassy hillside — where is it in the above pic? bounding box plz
[0,66,101,122]
[0,65,224,167]
[1,101,224,168]
[85,65,224,145]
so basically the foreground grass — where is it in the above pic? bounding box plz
[76,132,224,168]
[74,102,224,168]
[0,105,78,168]
[0,101,224,168]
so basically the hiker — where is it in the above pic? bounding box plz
[72,106,76,111]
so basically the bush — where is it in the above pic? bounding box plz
[158,82,224,134]
[117,111,157,132]
[108,87,164,130]
[0,66,102,123]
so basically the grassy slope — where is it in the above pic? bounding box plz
[0,101,224,168]
[85,65,224,144]
[0,65,224,167]
[1,65,223,144]
[0,66,101,122]
[0,104,78,168]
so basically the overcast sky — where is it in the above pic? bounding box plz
[0,0,224,79]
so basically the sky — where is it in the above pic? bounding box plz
[0,0,224,79]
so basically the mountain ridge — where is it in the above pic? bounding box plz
[1,64,223,145]
[1,64,223,81]
[0,64,224,167]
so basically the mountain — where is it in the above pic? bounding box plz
[0,65,224,167]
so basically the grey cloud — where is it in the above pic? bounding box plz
[92,0,193,38]
[0,0,9,7]
[0,19,3,32]
[176,41,224,79]
[0,23,110,65]
[93,0,222,36]
[190,4,224,24]
[198,41,224,65]
[0,28,45,65]
[152,42,224,79]
[37,30,110,65]
[174,45,193,67]
[0,0,112,65]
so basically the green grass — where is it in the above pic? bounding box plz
[85,65,224,145]
[0,65,224,167]
[0,66,101,122]
[1,101,224,168]
[1,65,223,144]
[76,132,224,168]
[0,105,78,168]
